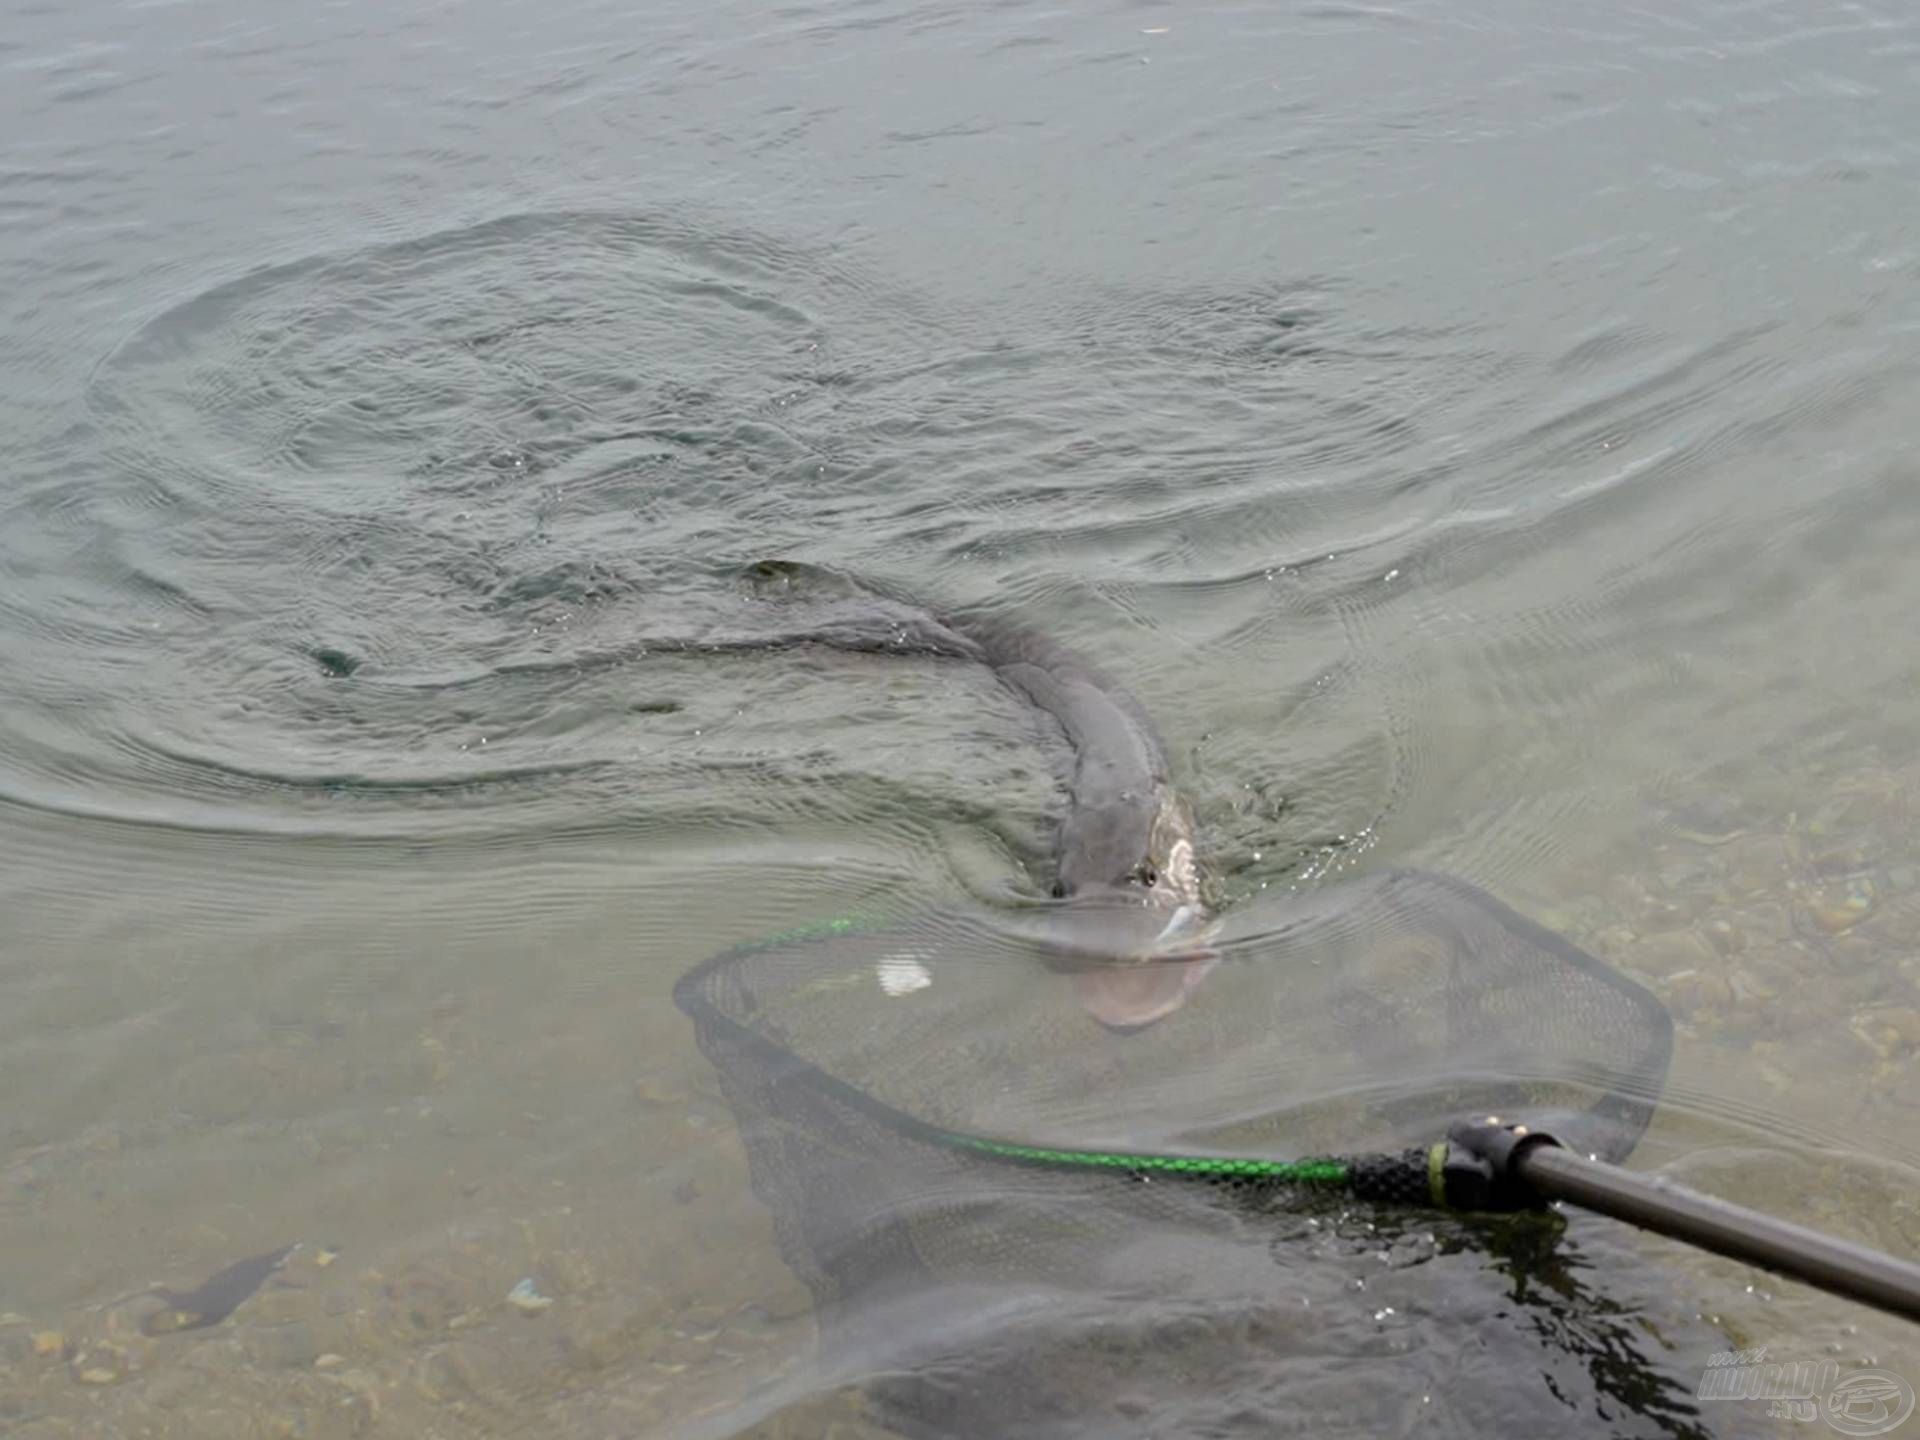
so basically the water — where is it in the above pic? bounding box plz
[2,0,1918,1432]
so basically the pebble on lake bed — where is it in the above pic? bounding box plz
[877,955,933,996]
[1851,1006,1920,1061]
[507,1278,554,1314]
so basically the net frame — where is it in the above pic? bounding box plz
[673,869,1674,1204]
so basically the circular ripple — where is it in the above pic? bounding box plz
[2,212,1040,856]
[8,205,1499,893]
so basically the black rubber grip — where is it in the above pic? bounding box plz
[1346,1148,1434,1206]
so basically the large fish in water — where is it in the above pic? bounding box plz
[740,561,1218,1029]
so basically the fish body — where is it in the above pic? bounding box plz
[958,618,1218,1026]
[960,619,1203,910]
[743,562,1217,1025]
[142,1243,298,1334]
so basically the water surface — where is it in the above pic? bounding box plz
[3,0,1919,1434]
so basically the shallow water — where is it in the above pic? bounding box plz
[3,0,1919,1433]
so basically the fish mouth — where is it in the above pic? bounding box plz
[1072,953,1220,1031]
[1030,895,1212,962]
[1023,897,1221,1029]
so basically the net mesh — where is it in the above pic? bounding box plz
[676,869,1693,1438]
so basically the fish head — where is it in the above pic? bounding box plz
[1055,790,1201,910]
[1042,790,1217,1027]
[1028,889,1220,1031]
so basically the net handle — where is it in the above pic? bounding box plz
[1445,1122,1920,1327]
[927,1117,1920,1326]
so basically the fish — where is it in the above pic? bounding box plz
[140,1243,299,1334]
[741,561,1219,1028]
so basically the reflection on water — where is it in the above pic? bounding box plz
[3,0,1920,1431]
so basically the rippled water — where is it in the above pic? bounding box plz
[4,0,1920,1433]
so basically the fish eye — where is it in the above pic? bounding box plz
[1137,864,1158,888]
[1050,881,1066,899]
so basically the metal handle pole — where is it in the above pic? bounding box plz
[1512,1143,1920,1326]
